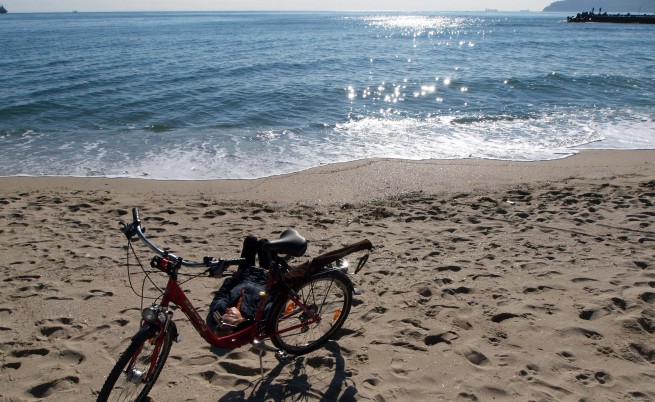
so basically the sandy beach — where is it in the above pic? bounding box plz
[1,150,654,401]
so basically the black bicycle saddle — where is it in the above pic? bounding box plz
[262,229,307,257]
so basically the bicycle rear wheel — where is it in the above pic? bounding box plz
[97,326,173,402]
[267,270,352,355]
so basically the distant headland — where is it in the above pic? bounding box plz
[544,0,655,12]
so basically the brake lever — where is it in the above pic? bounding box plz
[119,221,131,239]
[119,221,144,240]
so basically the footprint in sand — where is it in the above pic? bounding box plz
[84,289,114,300]
[625,391,655,401]
[487,330,507,346]
[113,318,130,327]
[27,375,80,398]
[37,317,78,339]
[458,391,481,401]
[491,312,522,323]
[424,331,458,346]
[436,265,462,272]
[611,297,628,310]
[40,326,66,338]
[45,294,74,301]
[306,355,335,370]
[575,370,613,386]
[14,282,50,299]
[5,274,41,283]
[578,306,611,320]
[11,347,50,358]
[559,327,604,340]
[636,316,654,334]
[557,350,576,362]
[107,208,129,216]
[218,360,262,377]
[360,306,388,322]
[518,363,540,381]
[640,292,655,303]
[594,371,613,385]
[58,348,85,364]
[596,346,619,358]
[182,354,218,366]
[362,375,382,388]
[2,361,21,370]
[463,348,490,366]
[571,277,599,284]
[629,343,655,363]
[441,286,471,296]
[633,261,650,269]
[196,370,225,385]
[67,203,95,213]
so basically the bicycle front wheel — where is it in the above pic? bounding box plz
[97,326,173,402]
[267,270,353,355]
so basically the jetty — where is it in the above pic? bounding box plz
[567,10,655,23]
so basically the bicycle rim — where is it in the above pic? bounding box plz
[98,328,172,402]
[269,272,352,355]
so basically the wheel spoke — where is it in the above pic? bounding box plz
[268,272,352,355]
[97,329,173,402]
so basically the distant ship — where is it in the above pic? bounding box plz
[0,5,8,14]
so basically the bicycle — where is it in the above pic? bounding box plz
[97,208,373,402]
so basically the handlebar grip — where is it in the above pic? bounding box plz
[132,208,141,225]
[223,258,247,267]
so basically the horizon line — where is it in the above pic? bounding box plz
[3,9,548,14]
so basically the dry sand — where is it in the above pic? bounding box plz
[0,150,654,401]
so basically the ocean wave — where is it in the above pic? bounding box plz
[1,12,654,179]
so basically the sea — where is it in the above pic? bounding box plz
[1,11,654,180]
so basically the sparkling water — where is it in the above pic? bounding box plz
[1,12,653,179]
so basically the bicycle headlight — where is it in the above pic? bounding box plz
[142,306,159,324]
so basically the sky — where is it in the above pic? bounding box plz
[4,1,554,13]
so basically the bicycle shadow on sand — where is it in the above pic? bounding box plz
[216,341,358,402]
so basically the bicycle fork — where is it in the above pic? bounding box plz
[128,308,177,384]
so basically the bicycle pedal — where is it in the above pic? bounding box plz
[275,351,296,365]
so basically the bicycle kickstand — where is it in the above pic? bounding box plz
[251,340,296,379]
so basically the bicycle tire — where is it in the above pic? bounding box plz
[267,270,353,355]
[96,326,173,402]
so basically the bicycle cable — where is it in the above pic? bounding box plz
[125,240,213,309]
[126,240,164,307]
[176,270,210,286]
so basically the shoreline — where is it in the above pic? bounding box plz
[1,149,654,204]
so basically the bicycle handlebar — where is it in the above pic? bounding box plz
[122,207,245,271]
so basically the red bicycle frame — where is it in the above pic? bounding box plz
[153,256,322,350]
